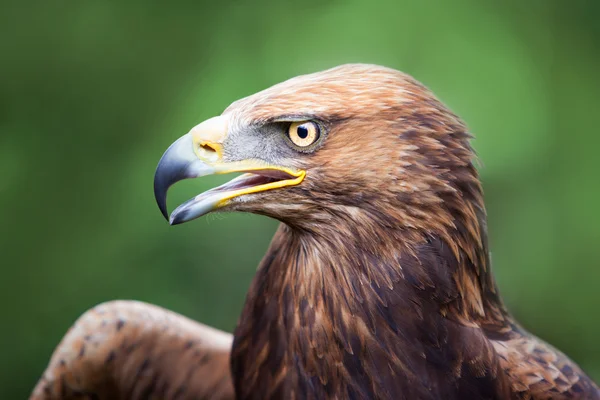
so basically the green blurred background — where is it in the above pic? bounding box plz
[2,0,599,397]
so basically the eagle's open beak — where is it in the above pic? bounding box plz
[154,116,305,225]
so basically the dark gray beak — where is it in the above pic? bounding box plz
[153,133,216,223]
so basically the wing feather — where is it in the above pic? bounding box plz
[30,300,234,400]
[492,335,600,399]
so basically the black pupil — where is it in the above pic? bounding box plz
[297,125,309,139]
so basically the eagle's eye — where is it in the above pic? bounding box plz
[287,121,320,149]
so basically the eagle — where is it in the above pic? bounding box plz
[31,64,599,400]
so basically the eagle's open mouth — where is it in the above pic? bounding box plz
[170,168,304,225]
[162,163,305,225]
[189,169,301,203]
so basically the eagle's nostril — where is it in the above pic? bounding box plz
[201,143,218,153]
[195,142,221,162]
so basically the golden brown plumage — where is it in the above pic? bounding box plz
[32,64,599,399]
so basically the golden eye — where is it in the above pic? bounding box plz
[288,121,320,148]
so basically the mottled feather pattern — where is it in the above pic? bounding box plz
[32,64,599,399]
[31,301,234,400]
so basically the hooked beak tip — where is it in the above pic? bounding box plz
[154,186,169,222]
[153,132,204,223]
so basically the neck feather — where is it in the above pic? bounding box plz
[231,215,512,398]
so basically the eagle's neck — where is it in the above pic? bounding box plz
[231,218,512,399]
